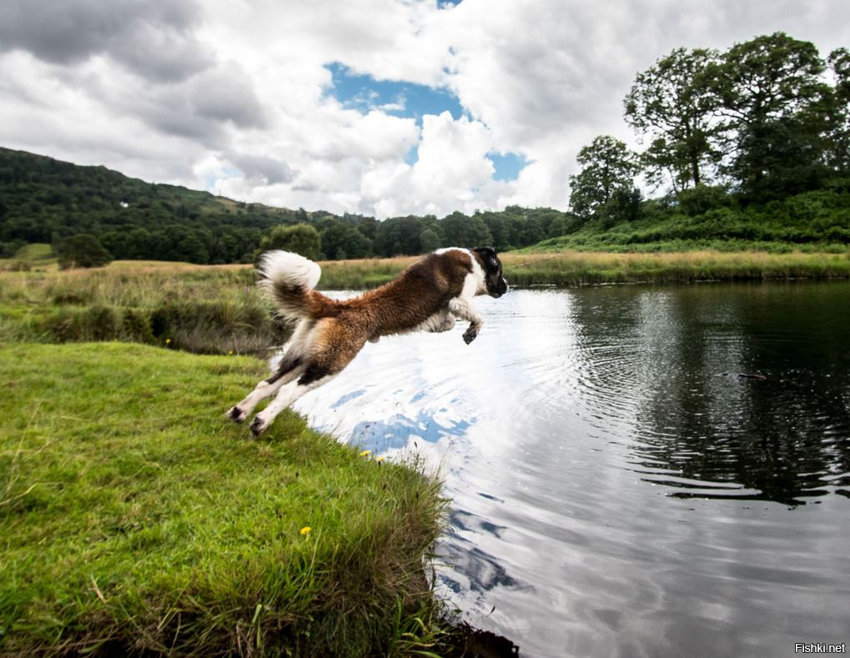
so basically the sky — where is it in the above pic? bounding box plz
[1,0,848,219]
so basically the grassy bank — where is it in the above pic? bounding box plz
[319,250,850,288]
[0,262,285,355]
[501,249,850,286]
[0,342,447,656]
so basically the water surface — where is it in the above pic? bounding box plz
[292,282,850,657]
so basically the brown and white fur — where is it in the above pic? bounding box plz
[227,247,508,436]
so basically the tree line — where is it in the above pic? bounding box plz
[569,32,849,223]
[0,147,572,264]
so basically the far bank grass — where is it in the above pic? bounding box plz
[318,249,850,288]
[0,342,445,656]
[500,249,850,286]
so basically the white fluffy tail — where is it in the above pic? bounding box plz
[258,250,323,319]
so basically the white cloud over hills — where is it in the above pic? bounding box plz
[1,0,847,218]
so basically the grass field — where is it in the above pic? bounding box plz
[0,261,283,355]
[499,249,850,286]
[0,342,447,656]
[318,249,850,288]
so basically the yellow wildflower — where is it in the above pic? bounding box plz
[359,450,371,457]
[299,526,311,536]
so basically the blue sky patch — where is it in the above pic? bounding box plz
[325,62,464,123]
[326,62,526,182]
[487,151,528,182]
[404,145,419,166]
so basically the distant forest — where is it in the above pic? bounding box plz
[1,32,848,265]
[0,147,569,263]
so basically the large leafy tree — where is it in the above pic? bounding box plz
[258,223,321,260]
[318,218,372,259]
[373,216,426,256]
[569,135,640,221]
[624,47,723,192]
[710,32,831,201]
[826,48,850,174]
[439,212,493,248]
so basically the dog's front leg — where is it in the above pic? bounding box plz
[414,309,456,334]
[432,311,456,333]
[448,297,483,344]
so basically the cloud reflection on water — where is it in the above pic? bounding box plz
[290,284,850,657]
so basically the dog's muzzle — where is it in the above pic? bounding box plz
[489,277,509,298]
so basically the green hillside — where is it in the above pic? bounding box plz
[0,147,570,264]
[0,147,302,263]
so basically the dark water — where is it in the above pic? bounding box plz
[292,283,850,657]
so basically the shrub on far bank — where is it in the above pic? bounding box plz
[55,233,113,269]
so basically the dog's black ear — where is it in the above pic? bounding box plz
[473,246,499,269]
[473,246,497,261]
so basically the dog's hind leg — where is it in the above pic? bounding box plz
[249,320,368,436]
[227,321,314,422]
[248,368,340,436]
[227,320,317,422]
[227,355,305,423]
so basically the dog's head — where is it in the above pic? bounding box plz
[473,247,509,298]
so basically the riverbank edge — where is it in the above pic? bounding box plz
[316,249,850,289]
[5,248,850,290]
[0,342,517,656]
[3,250,848,356]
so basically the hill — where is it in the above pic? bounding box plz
[527,184,850,254]
[0,147,573,263]
[0,147,305,263]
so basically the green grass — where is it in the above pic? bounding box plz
[318,249,850,288]
[14,243,54,262]
[315,258,417,290]
[532,188,850,253]
[501,249,850,286]
[0,243,56,272]
[0,263,286,355]
[0,342,446,656]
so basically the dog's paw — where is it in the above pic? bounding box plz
[227,406,248,423]
[435,316,456,333]
[462,325,479,345]
[250,416,268,437]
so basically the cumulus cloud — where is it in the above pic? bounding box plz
[229,153,295,185]
[0,0,212,82]
[1,0,848,218]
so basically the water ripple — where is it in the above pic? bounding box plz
[291,285,850,657]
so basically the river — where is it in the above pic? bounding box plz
[291,282,850,657]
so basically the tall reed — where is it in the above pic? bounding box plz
[0,263,287,355]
